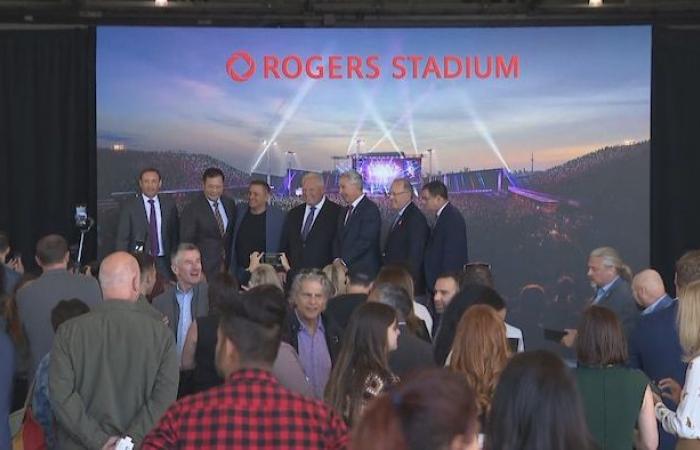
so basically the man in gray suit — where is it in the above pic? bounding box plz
[153,243,209,357]
[16,234,102,373]
[115,168,179,278]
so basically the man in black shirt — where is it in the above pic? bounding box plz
[230,180,286,283]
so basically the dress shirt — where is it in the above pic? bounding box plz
[295,311,332,400]
[301,196,327,234]
[642,294,671,316]
[593,276,620,305]
[436,201,449,218]
[142,194,164,256]
[175,284,194,356]
[207,198,228,231]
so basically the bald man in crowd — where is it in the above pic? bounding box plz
[50,252,179,449]
[632,269,674,316]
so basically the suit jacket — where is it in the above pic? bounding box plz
[424,202,469,291]
[16,269,102,373]
[629,300,686,450]
[180,194,237,279]
[383,202,430,294]
[285,311,342,365]
[152,283,209,339]
[280,198,341,277]
[115,194,179,258]
[229,204,286,281]
[388,324,436,379]
[594,277,640,338]
[333,196,382,279]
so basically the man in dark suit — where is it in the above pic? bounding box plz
[180,168,236,281]
[153,243,209,356]
[115,168,179,278]
[420,180,469,293]
[371,283,435,378]
[333,170,381,279]
[383,178,429,294]
[280,172,341,282]
[229,180,286,284]
[586,246,640,337]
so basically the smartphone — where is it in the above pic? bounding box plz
[649,381,664,397]
[263,252,283,268]
[543,328,568,342]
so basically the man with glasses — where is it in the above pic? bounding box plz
[383,178,430,294]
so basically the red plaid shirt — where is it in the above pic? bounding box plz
[142,368,349,450]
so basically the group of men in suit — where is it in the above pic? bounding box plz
[115,167,470,299]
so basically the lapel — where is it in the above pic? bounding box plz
[303,201,322,240]
[389,202,412,239]
[343,197,363,234]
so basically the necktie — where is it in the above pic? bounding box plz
[344,205,354,225]
[302,206,316,240]
[593,287,605,304]
[212,201,225,237]
[148,199,159,256]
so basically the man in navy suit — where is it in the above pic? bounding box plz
[180,168,237,281]
[332,170,381,279]
[229,180,286,284]
[279,172,341,282]
[115,168,179,277]
[420,180,468,293]
[383,178,429,294]
[628,260,700,450]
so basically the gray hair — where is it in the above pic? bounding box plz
[340,169,364,188]
[370,282,411,322]
[301,172,324,186]
[171,242,200,265]
[590,246,633,282]
[289,269,334,304]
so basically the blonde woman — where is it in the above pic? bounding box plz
[323,260,348,297]
[655,280,700,448]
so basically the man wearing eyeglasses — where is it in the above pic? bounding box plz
[383,178,430,294]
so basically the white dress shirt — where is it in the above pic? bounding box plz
[142,194,164,256]
[301,196,326,234]
[207,197,229,231]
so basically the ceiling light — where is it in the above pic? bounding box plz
[155,0,168,7]
[589,0,603,6]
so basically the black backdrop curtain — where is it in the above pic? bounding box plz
[651,25,700,295]
[0,28,97,272]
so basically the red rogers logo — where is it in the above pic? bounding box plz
[226,51,256,82]
[226,52,519,82]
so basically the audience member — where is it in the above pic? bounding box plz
[352,369,479,450]
[49,252,178,448]
[153,243,209,357]
[575,306,657,450]
[3,274,33,411]
[143,284,348,449]
[32,298,90,450]
[279,172,341,281]
[632,269,674,315]
[230,180,285,283]
[285,269,342,399]
[333,170,382,278]
[460,262,495,290]
[180,167,237,280]
[370,283,436,378]
[115,167,179,278]
[433,271,461,315]
[325,270,371,331]
[382,178,430,294]
[16,234,102,372]
[325,302,399,425]
[420,180,469,293]
[0,328,13,450]
[373,264,432,341]
[248,262,283,290]
[0,231,22,296]
[655,280,700,445]
[486,350,596,450]
[471,287,525,352]
[449,305,510,427]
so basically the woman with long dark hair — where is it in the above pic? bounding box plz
[325,302,400,425]
[486,350,596,450]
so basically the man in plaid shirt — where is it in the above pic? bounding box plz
[142,285,348,450]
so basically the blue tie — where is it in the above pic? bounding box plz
[593,287,605,304]
[302,206,316,241]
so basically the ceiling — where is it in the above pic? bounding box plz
[1,0,700,26]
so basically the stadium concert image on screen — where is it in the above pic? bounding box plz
[354,154,422,193]
[97,26,650,353]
